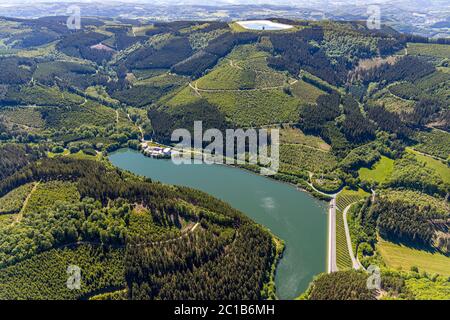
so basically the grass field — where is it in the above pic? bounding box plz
[406,148,450,184]
[358,156,395,184]
[377,238,450,277]
[67,150,103,161]
[407,43,450,60]
[47,149,70,158]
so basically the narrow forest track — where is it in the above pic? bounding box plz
[14,181,39,224]
[127,112,145,141]
[17,222,202,263]
[189,79,298,94]
[189,82,203,97]
[409,148,446,162]
[229,59,243,70]
[281,143,330,153]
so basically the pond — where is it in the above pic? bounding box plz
[109,149,328,299]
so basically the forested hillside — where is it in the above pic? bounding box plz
[0,15,448,300]
[0,156,280,299]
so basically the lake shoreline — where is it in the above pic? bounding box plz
[109,148,328,299]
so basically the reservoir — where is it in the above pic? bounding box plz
[109,149,327,299]
[236,20,294,31]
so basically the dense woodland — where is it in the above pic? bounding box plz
[300,270,376,300]
[0,156,279,299]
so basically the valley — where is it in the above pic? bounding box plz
[0,12,448,301]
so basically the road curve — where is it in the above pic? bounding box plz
[343,204,362,270]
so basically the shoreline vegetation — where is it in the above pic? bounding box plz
[135,140,336,202]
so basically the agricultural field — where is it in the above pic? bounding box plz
[377,238,450,277]
[358,156,395,184]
